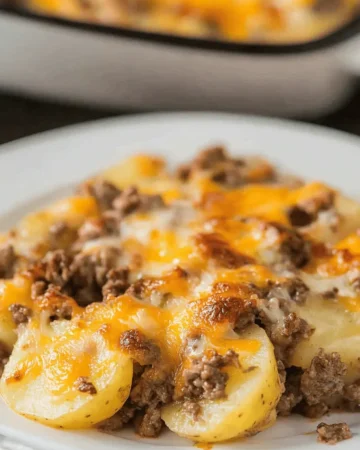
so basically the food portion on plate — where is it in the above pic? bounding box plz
[20,0,359,43]
[0,146,360,444]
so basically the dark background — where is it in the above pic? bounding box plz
[1,84,360,144]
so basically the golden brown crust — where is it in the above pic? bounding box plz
[194,233,255,269]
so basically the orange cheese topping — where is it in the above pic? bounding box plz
[25,0,358,43]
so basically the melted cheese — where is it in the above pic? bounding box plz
[25,0,358,43]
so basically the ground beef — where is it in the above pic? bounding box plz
[194,232,255,269]
[277,360,287,389]
[182,350,239,401]
[80,179,121,211]
[8,304,32,325]
[322,288,339,300]
[130,367,173,408]
[135,406,163,438]
[48,221,76,249]
[112,186,142,216]
[176,164,191,181]
[77,218,112,242]
[266,278,310,305]
[235,307,257,330]
[98,364,173,437]
[98,405,136,432]
[119,329,161,366]
[112,186,165,218]
[38,285,74,321]
[343,379,360,404]
[102,268,130,298]
[129,366,174,437]
[43,249,72,287]
[259,300,313,363]
[264,222,311,269]
[0,342,9,378]
[192,146,228,170]
[211,163,247,188]
[31,280,47,299]
[125,271,186,305]
[287,205,315,228]
[49,221,68,238]
[70,247,121,305]
[199,293,256,330]
[287,191,337,231]
[298,402,329,419]
[0,244,16,279]
[277,367,303,416]
[75,376,97,395]
[277,352,352,417]
[99,186,165,233]
[49,302,73,321]
[32,246,123,306]
[279,227,311,269]
[301,349,347,406]
[316,422,352,445]
[177,146,248,187]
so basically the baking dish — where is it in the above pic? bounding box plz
[0,5,360,117]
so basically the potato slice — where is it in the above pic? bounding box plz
[0,276,33,350]
[292,295,360,383]
[102,154,166,189]
[305,193,360,244]
[162,325,281,442]
[0,320,133,428]
[12,196,99,258]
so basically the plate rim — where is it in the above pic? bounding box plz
[1,111,360,157]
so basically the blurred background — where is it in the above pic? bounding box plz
[1,0,360,143]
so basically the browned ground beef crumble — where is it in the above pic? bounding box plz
[0,244,16,279]
[181,350,240,401]
[0,342,10,378]
[301,350,347,407]
[75,376,98,395]
[194,232,256,269]
[177,146,276,188]
[316,422,352,445]
[8,303,32,325]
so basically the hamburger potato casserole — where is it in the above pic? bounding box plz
[0,146,360,444]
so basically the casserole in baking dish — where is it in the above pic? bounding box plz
[0,3,360,116]
[21,0,360,44]
[1,144,360,445]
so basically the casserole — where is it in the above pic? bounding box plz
[0,112,360,450]
[0,5,360,117]
[20,0,360,44]
[2,133,360,444]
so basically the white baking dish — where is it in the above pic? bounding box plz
[0,6,360,118]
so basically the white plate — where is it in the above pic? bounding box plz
[0,112,359,450]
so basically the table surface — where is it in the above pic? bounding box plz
[1,86,360,145]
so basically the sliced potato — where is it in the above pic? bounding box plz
[162,325,281,442]
[0,320,133,428]
[0,276,33,350]
[292,296,360,383]
[102,154,166,189]
[13,196,99,258]
[305,193,360,244]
